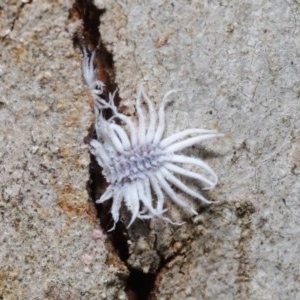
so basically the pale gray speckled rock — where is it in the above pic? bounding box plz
[98,1,300,299]
[0,1,126,299]
[2,0,300,299]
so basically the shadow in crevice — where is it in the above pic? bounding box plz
[126,269,156,300]
[70,2,156,299]
[70,0,118,232]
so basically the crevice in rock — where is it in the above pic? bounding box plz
[124,247,185,300]
[70,1,167,299]
[125,269,156,300]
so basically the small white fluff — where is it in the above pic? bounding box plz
[81,48,223,230]
[81,47,105,99]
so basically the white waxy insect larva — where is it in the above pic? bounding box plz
[81,47,223,230]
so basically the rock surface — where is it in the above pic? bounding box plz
[0,1,126,299]
[99,1,300,299]
[1,0,300,299]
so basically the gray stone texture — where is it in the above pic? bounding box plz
[0,1,126,299]
[1,0,300,299]
[99,0,300,299]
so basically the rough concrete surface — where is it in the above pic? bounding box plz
[0,1,126,299]
[1,0,300,300]
[98,0,300,299]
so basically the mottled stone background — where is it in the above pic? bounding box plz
[1,0,300,299]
